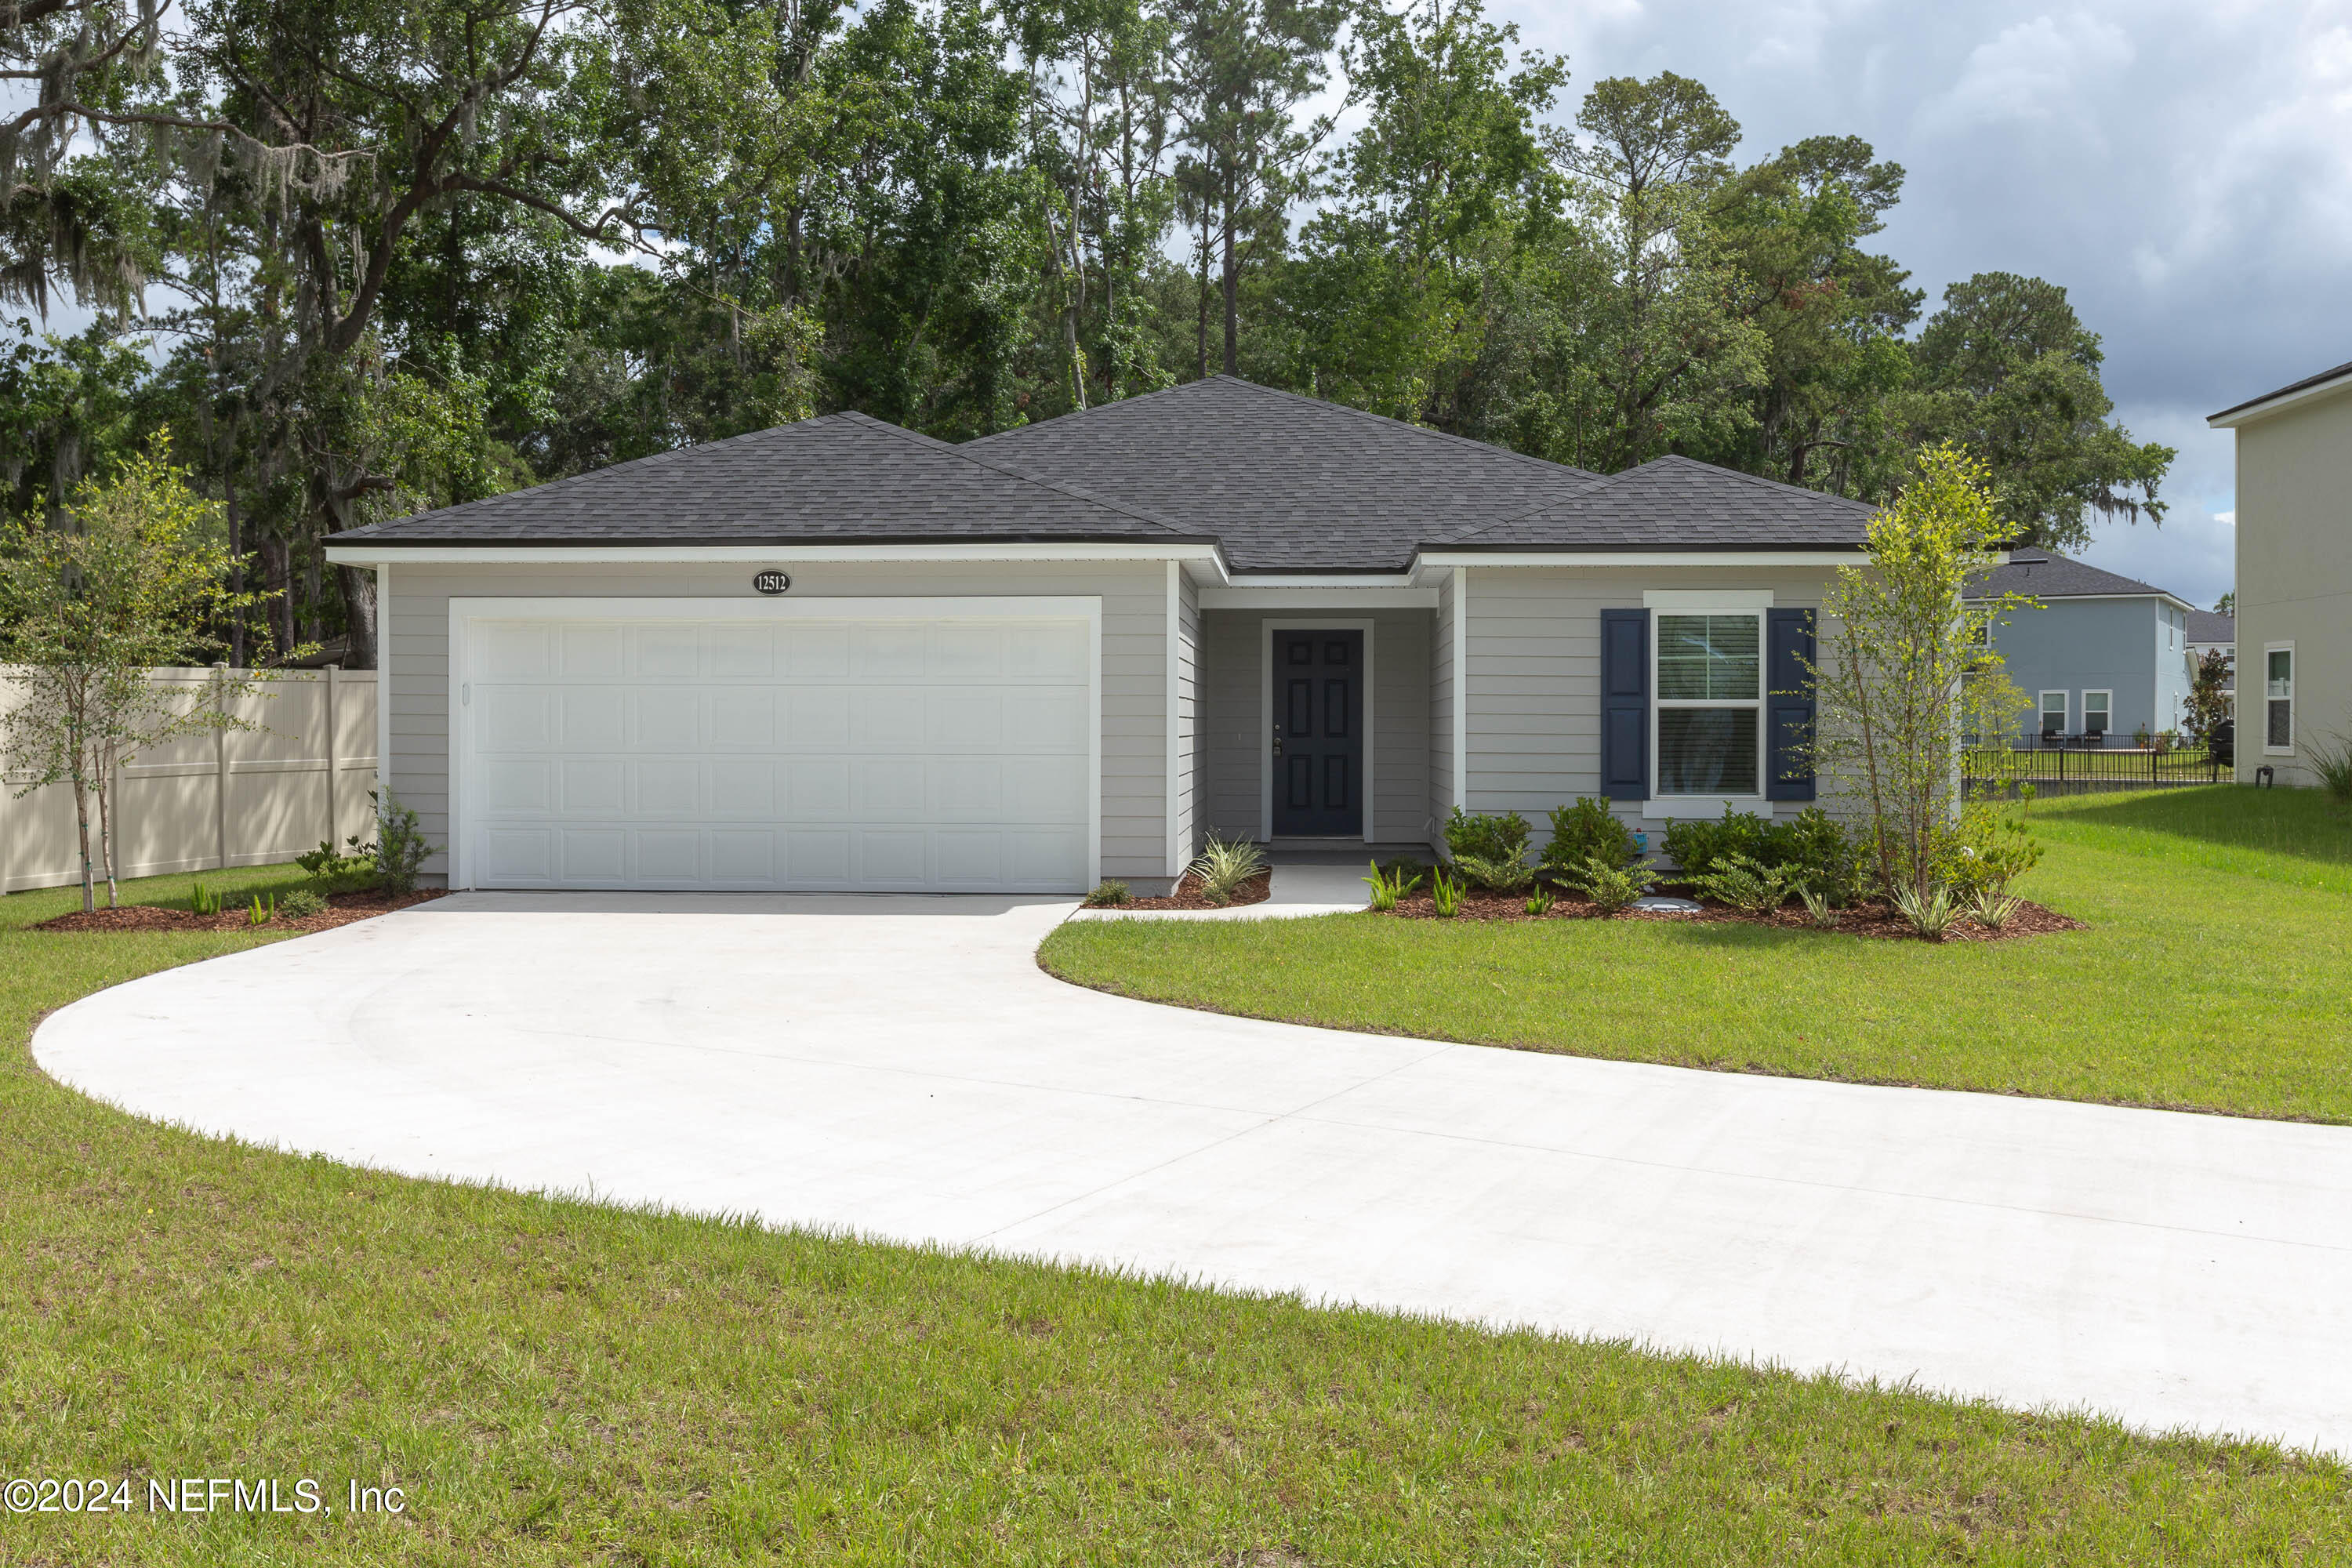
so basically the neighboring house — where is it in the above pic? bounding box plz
[2209,358,2352,786]
[1970,550,2197,744]
[2184,609,2235,717]
[325,376,1870,895]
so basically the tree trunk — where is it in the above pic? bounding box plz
[1220,205,1239,376]
[225,481,247,668]
[71,770,94,915]
[338,563,379,671]
[260,535,293,659]
[97,742,118,909]
[1196,208,1210,380]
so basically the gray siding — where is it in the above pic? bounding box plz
[1987,596,2168,741]
[384,560,1173,884]
[1175,568,1200,866]
[1432,571,1457,833]
[1196,607,1433,842]
[1463,566,1839,824]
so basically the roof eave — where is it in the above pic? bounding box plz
[2208,365,2352,427]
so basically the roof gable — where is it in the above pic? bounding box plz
[967,376,1602,571]
[336,411,1203,546]
[1973,549,2180,603]
[1441,454,1876,550]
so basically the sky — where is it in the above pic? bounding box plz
[1476,0,2352,612]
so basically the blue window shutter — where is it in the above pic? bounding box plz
[1767,608,1817,802]
[1600,608,1649,801]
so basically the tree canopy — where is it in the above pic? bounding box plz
[2,0,2172,664]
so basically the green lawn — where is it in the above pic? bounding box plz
[1042,787,2352,1124]
[3,858,2349,1563]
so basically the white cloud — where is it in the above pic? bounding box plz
[1921,13,2136,133]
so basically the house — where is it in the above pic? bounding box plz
[2209,358,2352,786]
[324,376,1870,895]
[2184,609,2234,717]
[1970,550,2197,744]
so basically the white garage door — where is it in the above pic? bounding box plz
[456,601,1096,892]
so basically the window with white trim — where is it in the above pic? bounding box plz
[2266,645,2294,752]
[2039,690,2068,735]
[1654,612,1762,795]
[2082,690,2111,736]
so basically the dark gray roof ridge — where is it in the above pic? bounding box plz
[1438,452,1877,548]
[838,409,1205,539]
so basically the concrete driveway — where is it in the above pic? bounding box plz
[33,891,2352,1457]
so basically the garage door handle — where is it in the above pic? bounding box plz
[462,683,470,706]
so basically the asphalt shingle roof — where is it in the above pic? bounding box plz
[2185,609,2234,644]
[1441,455,1876,550]
[966,376,1603,571]
[2209,358,2352,423]
[340,377,1882,566]
[1973,549,2180,602]
[334,411,1204,547]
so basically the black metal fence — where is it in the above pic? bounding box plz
[1964,742,2228,795]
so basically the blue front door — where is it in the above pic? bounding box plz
[1272,630,1363,837]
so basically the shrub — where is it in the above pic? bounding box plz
[1189,834,1267,906]
[1797,885,1841,929]
[1969,887,2023,931]
[1428,866,1464,917]
[280,887,328,919]
[1541,798,1637,873]
[1524,885,1557,916]
[1083,879,1130,907]
[1767,807,1860,906]
[371,789,435,895]
[1565,855,1657,916]
[1453,853,1533,893]
[1444,807,1530,867]
[1940,802,2042,899]
[1690,853,1802,917]
[297,833,375,891]
[2310,729,2352,808]
[1660,806,1769,881]
[1891,882,1962,940]
[1362,860,1425,912]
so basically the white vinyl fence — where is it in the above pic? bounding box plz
[0,666,379,895]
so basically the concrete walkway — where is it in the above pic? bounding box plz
[32,891,2352,1457]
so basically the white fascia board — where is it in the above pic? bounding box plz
[2208,370,2352,429]
[1201,585,1436,609]
[325,541,1227,568]
[1413,550,1864,568]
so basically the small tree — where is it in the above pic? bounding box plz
[0,446,274,912]
[1809,444,2032,906]
[2183,648,2234,753]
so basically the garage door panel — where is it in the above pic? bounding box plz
[466,612,1092,892]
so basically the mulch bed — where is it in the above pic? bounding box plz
[1380,883,2082,942]
[34,888,448,935]
[1097,869,1274,912]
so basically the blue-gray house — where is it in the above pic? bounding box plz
[1973,550,2198,744]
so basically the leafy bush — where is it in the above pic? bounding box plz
[297,833,375,891]
[1541,798,1637,873]
[1524,885,1557,916]
[371,789,435,895]
[1083,879,1130,907]
[1939,803,2042,898]
[1564,855,1657,916]
[1428,866,1464,917]
[1363,861,1425,912]
[1444,807,1530,867]
[1769,807,1861,906]
[1690,853,1802,916]
[1660,807,1769,881]
[1453,853,1533,893]
[1891,882,1962,940]
[1189,834,1267,906]
[280,887,328,919]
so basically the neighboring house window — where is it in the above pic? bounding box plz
[2040,690,2068,735]
[2082,690,2111,736]
[1655,613,1762,795]
[2266,645,2295,753]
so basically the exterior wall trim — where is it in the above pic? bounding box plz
[1451,568,1468,813]
[335,543,1228,572]
[1166,561,1181,879]
[1418,550,1864,569]
[1201,586,1436,609]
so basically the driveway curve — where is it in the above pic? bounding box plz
[33,891,2352,1457]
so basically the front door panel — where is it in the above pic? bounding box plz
[1271,630,1363,837]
